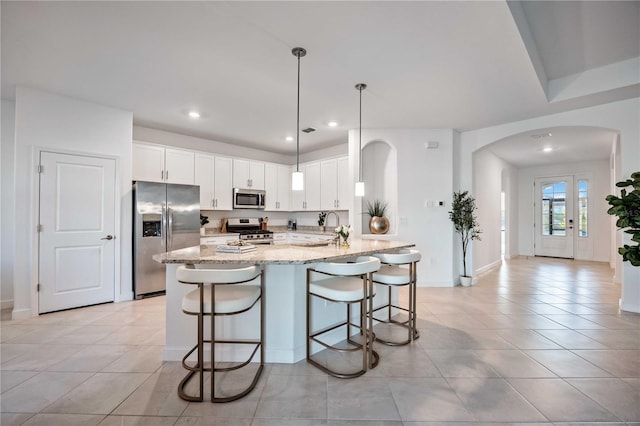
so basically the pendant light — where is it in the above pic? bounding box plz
[354,83,367,197]
[291,47,306,191]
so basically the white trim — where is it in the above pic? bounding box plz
[620,299,640,314]
[11,308,32,320]
[417,279,454,287]
[475,258,502,276]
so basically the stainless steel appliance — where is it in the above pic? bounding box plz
[133,181,200,298]
[233,188,266,209]
[226,218,273,244]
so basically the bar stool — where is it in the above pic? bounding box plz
[306,256,381,378]
[176,264,264,403]
[372,249,421,345]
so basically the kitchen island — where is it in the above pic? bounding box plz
[154,238,414,363]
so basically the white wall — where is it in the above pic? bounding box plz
[1,99,16,309]
[472,149,516,275]
[350,128,455,286]
[459,98,640,312]
[517,160,611,262]
[12,87,133,318]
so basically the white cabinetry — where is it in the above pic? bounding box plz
[233,159,265,190]
[291,162,321,211]
[320,157,349,210]
[194,153,233,210]
[264,163,291,211]
[132,142,195,184]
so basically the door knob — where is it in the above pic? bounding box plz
[101,235,114,240]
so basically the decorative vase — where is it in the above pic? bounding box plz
[369,216,390,234]
[340,235,350,247]
[460,276,472,287]
[319,225,326,232]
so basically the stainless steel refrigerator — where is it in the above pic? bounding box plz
[133,181,200,298]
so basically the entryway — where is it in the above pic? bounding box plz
[37,151,117,313]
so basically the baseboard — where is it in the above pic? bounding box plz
[417,279,454,287]
[11,308,33,320]
[475,259,502,276]
[0,299,13,310]
[117,291,134,302]
[620,299,640,314]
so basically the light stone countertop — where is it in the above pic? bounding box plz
[153,238,414,265]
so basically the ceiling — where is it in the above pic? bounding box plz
[2,1,638,159]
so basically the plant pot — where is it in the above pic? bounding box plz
[460,276,472,287]
[369,216,390,234]
[200,227,206,236]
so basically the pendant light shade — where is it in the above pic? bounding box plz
[291,47,306,191]
[355,83,367,197]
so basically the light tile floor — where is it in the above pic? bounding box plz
[1,256,639,425]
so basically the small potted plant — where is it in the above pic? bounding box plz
[318,211,327,232]
[200,214,209,236]
[606,171,640,266]
[449,191,481,286]
[364,199,389,234]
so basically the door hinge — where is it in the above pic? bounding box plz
[37,164,43,173]
[37,224,43,233]
[37,283,40,292]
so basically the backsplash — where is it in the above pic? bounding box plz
[200,210,348,231]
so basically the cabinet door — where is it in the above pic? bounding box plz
[320,159,338,210]
[165,148,195,184]
[194,153,214,209]
[277,165,291,211]
[232,159,250,188]
[291,165,306,210]
[132,142,165,182]
[249,161,265,190]
[336,157,349,210]
[264,163,279,211]
[213,156,233,210]
[305,162,322,211]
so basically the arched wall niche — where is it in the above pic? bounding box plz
[360,139,398,236]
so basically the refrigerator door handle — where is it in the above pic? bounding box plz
[167,206,173,250]
[160,204,166,249]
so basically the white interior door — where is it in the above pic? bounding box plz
[38,151,117,313]
[534,176,574,258]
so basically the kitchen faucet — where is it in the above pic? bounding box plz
[325,211,340,229]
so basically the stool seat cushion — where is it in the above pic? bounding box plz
[373,264,411,285]
[309,276,372,302]
[182,285,261,314]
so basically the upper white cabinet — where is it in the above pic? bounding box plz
[291,162,321,211]
[233,159,265,190]
[320,157,349,210]
[132,142,194,184]
[194,153,233,210]
[264,163,291,211]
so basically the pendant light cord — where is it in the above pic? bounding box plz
[296,51,301,173]
[358,85,362,181]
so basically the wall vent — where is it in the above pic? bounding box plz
[302,127,316,133]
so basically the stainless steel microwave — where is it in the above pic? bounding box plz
[233,188,266,209]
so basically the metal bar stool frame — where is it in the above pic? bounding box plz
[371,250,421,346]
[306,257,380,379]
[177,265,264,403]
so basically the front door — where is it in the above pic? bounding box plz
[534,176,574,258]
[38,151,117,313]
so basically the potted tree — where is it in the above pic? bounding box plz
[365,199,389,234]
[606,171,640,266]
[449,191,481,286]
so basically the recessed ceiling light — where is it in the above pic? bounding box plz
[285,136,294,142]
[543,147,553,152]
[327,121,338,127]
[188,111,201,119]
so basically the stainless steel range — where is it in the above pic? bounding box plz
[226,218,273,244]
